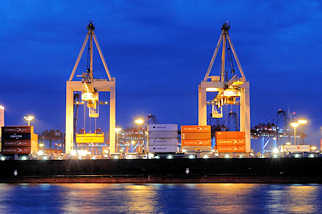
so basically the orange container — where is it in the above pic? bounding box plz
[215,131,245,140]
[216,145,246,153]
[182,139,211,147]
[216,138,245,146]
[181,125,211,133]
[182,132,211,140]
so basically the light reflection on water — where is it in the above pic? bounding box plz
[0,183,321,213]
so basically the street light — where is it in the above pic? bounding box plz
[24,115,35,126]
[134,117,145,154]
[290,119,308,145]
[134,118,144,125]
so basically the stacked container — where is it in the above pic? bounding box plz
[181,125,211,151]
[215,131,245,153]
[1,126,38,155]
[147,124,178,153]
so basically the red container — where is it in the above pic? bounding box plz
[2,140,31,147]
[2,126,31,133]
[2,147,31,154]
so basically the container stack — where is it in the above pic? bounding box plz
[215,131,245,153]
[181,125,211,152]
[1,126,38,156]
[147,124,178,153]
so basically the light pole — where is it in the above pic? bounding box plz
[134,117,145,153]
[290,119,308,145]
[115,127,122,153]
[24,115,35,126]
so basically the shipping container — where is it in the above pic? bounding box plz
[76,133,105,143]
[2,133,31,141]
[2,147,31,154]
[2,126,32,134]
[2,140,31,147]
[148,124,178,131]
[148,131,178,138]
[181,139,211,147]
[216,138,245,146]
[182,132,211,140]
[181,146,211,152]
[280,145,311,153]
[216,145,246,153]
[215,131,245,139]
[181,125,211,133]
[148,138,177,144]
[148,145,177,153]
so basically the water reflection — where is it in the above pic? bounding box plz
[0,183,321,214]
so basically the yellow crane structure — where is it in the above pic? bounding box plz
[65,23,116,154]
[199,22,251,152]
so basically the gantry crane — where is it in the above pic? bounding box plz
[65,23,116,154]
[199,22,251,152]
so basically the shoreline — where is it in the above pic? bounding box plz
[1,176,322,184]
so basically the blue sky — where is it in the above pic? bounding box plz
[0,0,321,142]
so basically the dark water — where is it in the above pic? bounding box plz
[0,183,321,214]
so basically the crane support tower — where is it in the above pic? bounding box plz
[199,22,251,152]
[65,23,116,154]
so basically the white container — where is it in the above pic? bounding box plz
[148,124,178,132]
[148,131,178,138]
[149,145,177,153]
[148,138,177,145]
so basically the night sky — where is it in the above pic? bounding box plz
[1,1,321,142]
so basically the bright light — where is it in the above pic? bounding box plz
[290,122,299,128]
[131,140,136,145]
[286,142,291,145]
[113,155,119,160]
[115,127,122,133]
[134,118,144,125]
[188,154,195,159]
[166,154,173,159]
[294,154,301,158]
[0,105,4,110]
[309,154,315,158]
[182,149,187,153]
[272,147,279,154]
[91,156,96,160]
[298,119,308,125]
[70,150,77,156]
[37,150,44,156]
[24,115,34,126]
[39,143,44,148]
[21,156,28,161]
[203,155,209,159]
[42,156,48,160]
[224,154,230,159]
[272,154,279,158]
[155,156,160,159]
[0,156,5,161]
[311,146,317,151]
[239,154,244,158]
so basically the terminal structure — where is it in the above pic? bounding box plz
[65,23,116,154]
[198,23,251,152]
